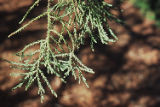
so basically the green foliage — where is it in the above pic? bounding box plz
[131,0,160,27]
[8,0,120,102]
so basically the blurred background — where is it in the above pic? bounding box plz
[0,0,160,107]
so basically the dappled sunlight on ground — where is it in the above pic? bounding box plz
[0,0,160,107]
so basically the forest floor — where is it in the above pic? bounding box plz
[0,0,160,107]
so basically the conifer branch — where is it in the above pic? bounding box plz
[7,0,121,102]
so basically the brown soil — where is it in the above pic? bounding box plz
[0,0,160,107]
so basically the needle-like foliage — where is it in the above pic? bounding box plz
[7,0,121,102]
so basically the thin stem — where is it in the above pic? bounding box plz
[47,0,51,47]
[8,12,47,38]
